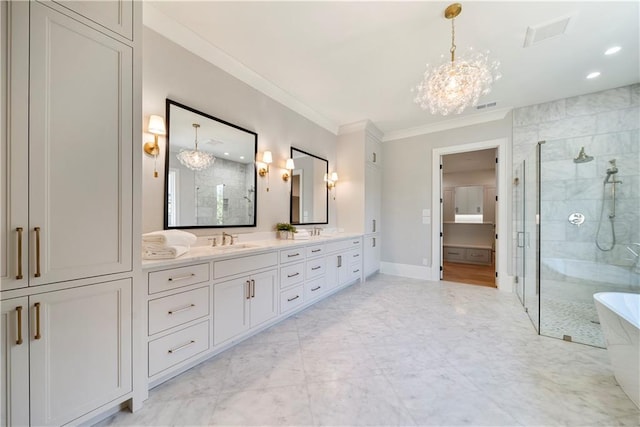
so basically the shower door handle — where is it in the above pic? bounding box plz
[517,232,525,248]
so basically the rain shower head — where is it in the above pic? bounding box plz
[574,147,594,163]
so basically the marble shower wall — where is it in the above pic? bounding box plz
[512,84,640,286]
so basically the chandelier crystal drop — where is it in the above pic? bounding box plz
[413,3,501,116]
[177,123,215,171]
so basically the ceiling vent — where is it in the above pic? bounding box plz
[476,102,497,110]
[523,15,573,47]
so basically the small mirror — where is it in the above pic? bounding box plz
[165,99,257,228]
[290,147,328,225]
[454,185,483,223]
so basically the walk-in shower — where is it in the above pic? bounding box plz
[514,136,640,347]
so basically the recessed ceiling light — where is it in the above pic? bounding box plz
[586,71,601,79]
[224,152,229,156]
[605,46,621,55]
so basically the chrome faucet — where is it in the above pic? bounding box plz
[222,232,234,246]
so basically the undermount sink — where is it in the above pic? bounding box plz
[189,243,261,256]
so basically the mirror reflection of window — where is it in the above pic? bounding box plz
[167,168,179,226]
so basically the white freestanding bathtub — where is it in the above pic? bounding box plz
[594,292,640,408]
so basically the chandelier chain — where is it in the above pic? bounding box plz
[450,18,456,62]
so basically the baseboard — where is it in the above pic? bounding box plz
[380,262,434,280]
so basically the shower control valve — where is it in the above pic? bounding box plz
[568,212,585,226]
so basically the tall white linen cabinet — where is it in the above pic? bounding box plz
[1,1,142,425]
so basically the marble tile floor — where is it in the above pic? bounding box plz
[96,274,640,426]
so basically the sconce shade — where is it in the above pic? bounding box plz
[262,151,273,164]
[285,158,295,170]
[330,172,338,182]
[148,115,166,135]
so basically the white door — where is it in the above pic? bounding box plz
[29,279,132,426]
[213,278,250,345]
[29,3,133,286]
[250,269,278,328]
[1,298,30,427]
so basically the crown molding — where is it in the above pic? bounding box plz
[337,120,384,140]
[143,3,339,135]
[382,107,512,142]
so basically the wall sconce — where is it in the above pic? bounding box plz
[325,171,338,190]
[143,114,166,178]
[258,151,273,191]
[282,158,295,181]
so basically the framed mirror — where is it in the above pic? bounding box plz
[164,99,257,229]
[289,147,328,225]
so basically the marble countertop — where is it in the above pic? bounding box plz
[142,232,362,269]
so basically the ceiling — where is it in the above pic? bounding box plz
[147,1,640,139]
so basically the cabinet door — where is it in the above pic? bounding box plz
[1,1,29,292]
[29,279,132,426]
[365,133,382,166]
[53,0,134,40]
[1,298,30,427]
[365,163,381,234]
[325,254,340,291]
[363,235,380,277]
[250,269,278,328]
[29,3,133,286]
[213,278,250,345]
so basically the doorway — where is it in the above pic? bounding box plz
[441,149,497,287]
[431,138,508,290]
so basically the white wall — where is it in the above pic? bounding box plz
[142,28,337,233]
[380,115,512,269]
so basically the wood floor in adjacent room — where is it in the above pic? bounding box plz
[443,261,496,288]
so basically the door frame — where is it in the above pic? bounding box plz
[431,138,510,291]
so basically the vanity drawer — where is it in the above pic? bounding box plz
[148,263,210,294]
[280,285,304,314]
[148,320,210,377]
[349,261,362,281]
[326,237,362,253]
[466,248,491,264]
[443,247,465,261]
[148,286,210,335]
[306,244,325,258]
[306,258,325,279]
[304,277,326,301]
[214,252,278,279]
[280,247,305,264]
[280,262,305,289]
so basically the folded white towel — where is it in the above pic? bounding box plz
[142,245,189,260]
[142,230,197,248]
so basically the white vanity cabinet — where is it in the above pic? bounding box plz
[326,238,363,289]
[1,280,133,427]
[1,1,140,425]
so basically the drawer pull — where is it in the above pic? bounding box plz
[449,252,460,255]
[287,295,300,302]
[287,272,300,278]
[168,304,195,315]
[311,249,321,253]
[168,273,195,282]
[337,255,342,268]
[287,253,300,258]
[353,254,360,258]
[246,280,251,300]
[16,306,23,345]
[168,340,196,354]
[311,286,321,292]
[251,279,255,298]
[16,227,23,280]
[353,269,360,273]
[353,241,359,245]
[470,254,483,257]
[311,266,321,271]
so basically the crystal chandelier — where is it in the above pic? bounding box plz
[414,3,500,116]
[177,123,215,171]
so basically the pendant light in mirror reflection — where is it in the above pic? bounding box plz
[143,114,166,178]
[176,123,216,171]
